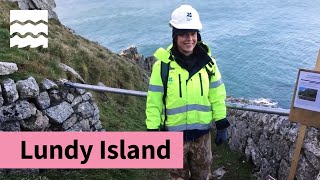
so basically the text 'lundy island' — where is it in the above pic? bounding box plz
[21,139,171,164]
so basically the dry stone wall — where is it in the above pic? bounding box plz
[0,77,105,132]
[228,108,320,180]
[0,76,105,176]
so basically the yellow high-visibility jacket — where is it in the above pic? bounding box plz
[146,43,226,131]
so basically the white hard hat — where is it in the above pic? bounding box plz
[169,5,202,30]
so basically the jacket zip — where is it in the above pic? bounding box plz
[179,74,182,97]
[199,73,203,96]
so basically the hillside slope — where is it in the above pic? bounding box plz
[0,1,148,131]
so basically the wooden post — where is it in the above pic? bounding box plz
[287,124,307,180]
[316,49,320,71]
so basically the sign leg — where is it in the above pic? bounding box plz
[288,124,307,180]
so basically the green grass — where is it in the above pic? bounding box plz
[0,1,254,179]
[211,132,255,180]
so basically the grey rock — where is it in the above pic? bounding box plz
[62,114,77,130]
[261,114,270,124]
[21,110,49,131]
[75,88,86,95]
[278,159,290,180]
[76,102,94,119]
[144,56,157,72]
[0,62,18,75]
[92,102,99,116]
[0,87,3,106]
[66,93,74,103]
[0,121,21,131]
[231,120,250,151]
[0,169,6,175]
[59,63,85,83]
[16,77,39,99]
[304,128,320,157]
[0,100,32,121]
[316,172,320,180]
[93,120,103,131]
[304,150,320,171]
[35,91,50,110]
[279,119,291,137]
[306,127,319,140]
[82,92,92,101]
[258,135,273,159]
[264,115,280,134]
[49,89,61,104]
[67,119,90,132]
[236,110,245,116]
[251,125,263,144]
[245,138,255,160]
[7,168,39,176]
[77,119,90,131]
[2,78,19,103]
[240,111,249,119]
[272,134,290,162]
[212,167,226,179]
[296,155,317,180]
[29,103,37,117]
[90,115,100,125]
[287,123,299,143]
[71,96,82,107]
[229,126,242,151]
[255,158,278,179]
[9,0,58,20]
[46,101,74,123]
[97,82,106,86]
[227,116,236,125]
[304,141,320,158]
[40,78,58,90]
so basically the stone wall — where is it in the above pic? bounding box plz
[228,108,320,180]
[0,76,105,175]
[0,77,104,132]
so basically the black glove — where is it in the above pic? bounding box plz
[215,128,228,146]
[215,118,230,130]
[214,118,230,146]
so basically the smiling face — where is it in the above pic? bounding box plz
[176,32,197,56]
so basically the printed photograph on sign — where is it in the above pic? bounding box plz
[298,87,318,102]
[294,71,320,112]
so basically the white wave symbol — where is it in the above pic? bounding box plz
[10,35,48,48]
[10,23,48,35]
[10,10,48,23]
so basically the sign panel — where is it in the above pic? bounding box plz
[289,69,320,128]
[293,70,320,112]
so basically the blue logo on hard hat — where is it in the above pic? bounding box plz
[186,12,192,21]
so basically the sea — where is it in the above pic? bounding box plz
[54,0,320,108]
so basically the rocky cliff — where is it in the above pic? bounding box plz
[9,0,58,20]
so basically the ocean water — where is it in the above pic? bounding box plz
[55,0,320,108]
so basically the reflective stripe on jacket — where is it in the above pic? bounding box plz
[146,44,226,131]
